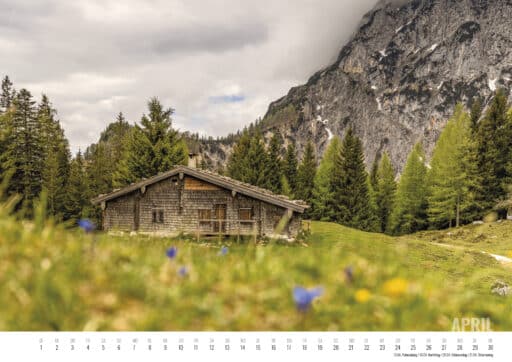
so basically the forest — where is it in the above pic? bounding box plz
[2,74,512,235]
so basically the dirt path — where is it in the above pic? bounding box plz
[431,242,512,265]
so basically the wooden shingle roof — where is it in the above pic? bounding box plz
[91,165,309,213]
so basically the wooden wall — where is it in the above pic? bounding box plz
[103,175,302,238]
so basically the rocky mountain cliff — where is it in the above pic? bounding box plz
[201,0,512,173]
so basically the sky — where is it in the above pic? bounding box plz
[0,0,379,152]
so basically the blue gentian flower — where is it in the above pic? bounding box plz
[219,246,228,256]
[178,266,188,277]
[344,266,354,283]
[293,286,324,311]
[78,219,95,233]
[166,247,177,259]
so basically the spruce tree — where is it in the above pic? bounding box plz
[65,151,91,223]
[114,98,187,186]
[388,143,429,235]
[245,133,268,188]
[227,130,251,182]
[283,143,298,192]
[280,175,293,198]
[295,142,317,205]
[264,132,283,193]
[2,89,43,216]
[370,156,379,191]
[475,90,512,213]
[331,128,373,231]
[311,137,341,221]
[469,98,482,133]
[0,76,15,112]
[38,94,70,219]
[375,152,397,233]
[94,112,132,190]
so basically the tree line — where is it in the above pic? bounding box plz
[0,76,188,225]
[3,72,512,235]
[226,90,512,235]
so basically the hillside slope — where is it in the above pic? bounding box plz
[202,0,512,172]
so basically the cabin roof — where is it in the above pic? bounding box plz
[91,165,309,213]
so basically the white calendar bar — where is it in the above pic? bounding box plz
[0,332,509,361]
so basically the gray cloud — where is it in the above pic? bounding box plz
[0,0,379,153]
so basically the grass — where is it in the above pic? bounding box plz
[414,220,512,256]
[1,200,512,331]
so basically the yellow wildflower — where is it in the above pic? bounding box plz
[382,277,409,298]
[355,288,371,303]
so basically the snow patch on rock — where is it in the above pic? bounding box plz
[488,78,498,91]
[376,97,383,111]
[429,43,438,52]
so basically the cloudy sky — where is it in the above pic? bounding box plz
[1,0,378,152]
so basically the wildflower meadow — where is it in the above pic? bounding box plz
[1,198,512,331]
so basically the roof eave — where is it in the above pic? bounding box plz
[91,166,308,213]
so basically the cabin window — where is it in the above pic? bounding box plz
[152,209,164,224]
[239,208,253,223]
[198,209,212,225]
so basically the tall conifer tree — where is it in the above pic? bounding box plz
[375,152,397,233]
[114,98,187,186]
[2,89,43,216]
[245,133,268,188]
[227,130,252,182]
[65,151,91,223]
[311,137,340,221]
[388,143,429,235]
[475,90,512,212]
[296,142,316,206]
[264,133,283,193]
[427,105,477,228]
[331,128,373,231]
[283,143,298,192]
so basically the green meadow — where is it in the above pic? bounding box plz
[1,200,512,331]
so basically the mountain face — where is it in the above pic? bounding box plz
[202,0,512,173]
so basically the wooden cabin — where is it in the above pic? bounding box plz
[91,165,308,239]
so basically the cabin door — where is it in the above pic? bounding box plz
[213,204,227,233]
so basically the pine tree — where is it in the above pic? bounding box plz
[2,89,44,216]
[331,128,373,231]
[264,132,283,193]
[295,142,316,205]
[311,136,340,221]
[0,76,15,112]
[65,151,91,223]
[388,143,429,235]
[283,143,298,192]
[375,152,397,233]
[427,105,479,228]
[475,90,512,213]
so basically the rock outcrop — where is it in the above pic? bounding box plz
[202,0,512,173]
